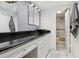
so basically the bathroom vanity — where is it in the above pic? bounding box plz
[0,30,51,58]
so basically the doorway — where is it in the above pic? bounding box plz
[56,10,65,50]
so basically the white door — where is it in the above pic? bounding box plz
[65,8,71,53]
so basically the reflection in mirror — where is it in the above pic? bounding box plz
[34,10,40,26]
[0,2,18,32]
[28,5,34,25]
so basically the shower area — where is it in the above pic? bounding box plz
[56,10,65,50]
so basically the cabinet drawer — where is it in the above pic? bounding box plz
[0,45,24,58]
[38,35,47,42]
[22,39,37,50]
[15,40,37,58]
[22,40,37,57]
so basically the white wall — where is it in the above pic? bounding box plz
[40,9,56,50]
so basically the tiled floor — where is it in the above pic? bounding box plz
[47,49,74,58]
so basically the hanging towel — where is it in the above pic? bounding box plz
[9,16,15,32]
[70,3,79,38]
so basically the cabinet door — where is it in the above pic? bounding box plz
[38,34,50,58]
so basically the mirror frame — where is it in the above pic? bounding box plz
[28,5,34,25]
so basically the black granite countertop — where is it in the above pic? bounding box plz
[0,29,50,52]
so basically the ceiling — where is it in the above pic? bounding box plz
[32,1,74,10]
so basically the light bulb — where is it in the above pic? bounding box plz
[35,7,38,9]
[57,11,62,14]
[30,3,34,7]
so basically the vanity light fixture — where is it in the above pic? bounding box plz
[29,5,34,9]
[38,9,41,11]
[57,10,62,14]
[30,3,34,7]
[35,6,38,9]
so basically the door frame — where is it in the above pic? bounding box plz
[65,8,71,53]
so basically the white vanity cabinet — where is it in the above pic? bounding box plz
[37,34,50,58]
[0,33,50,58]
[0,39,37,58]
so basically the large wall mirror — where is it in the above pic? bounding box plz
[0,1,18,32]
[28,4,40,26]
